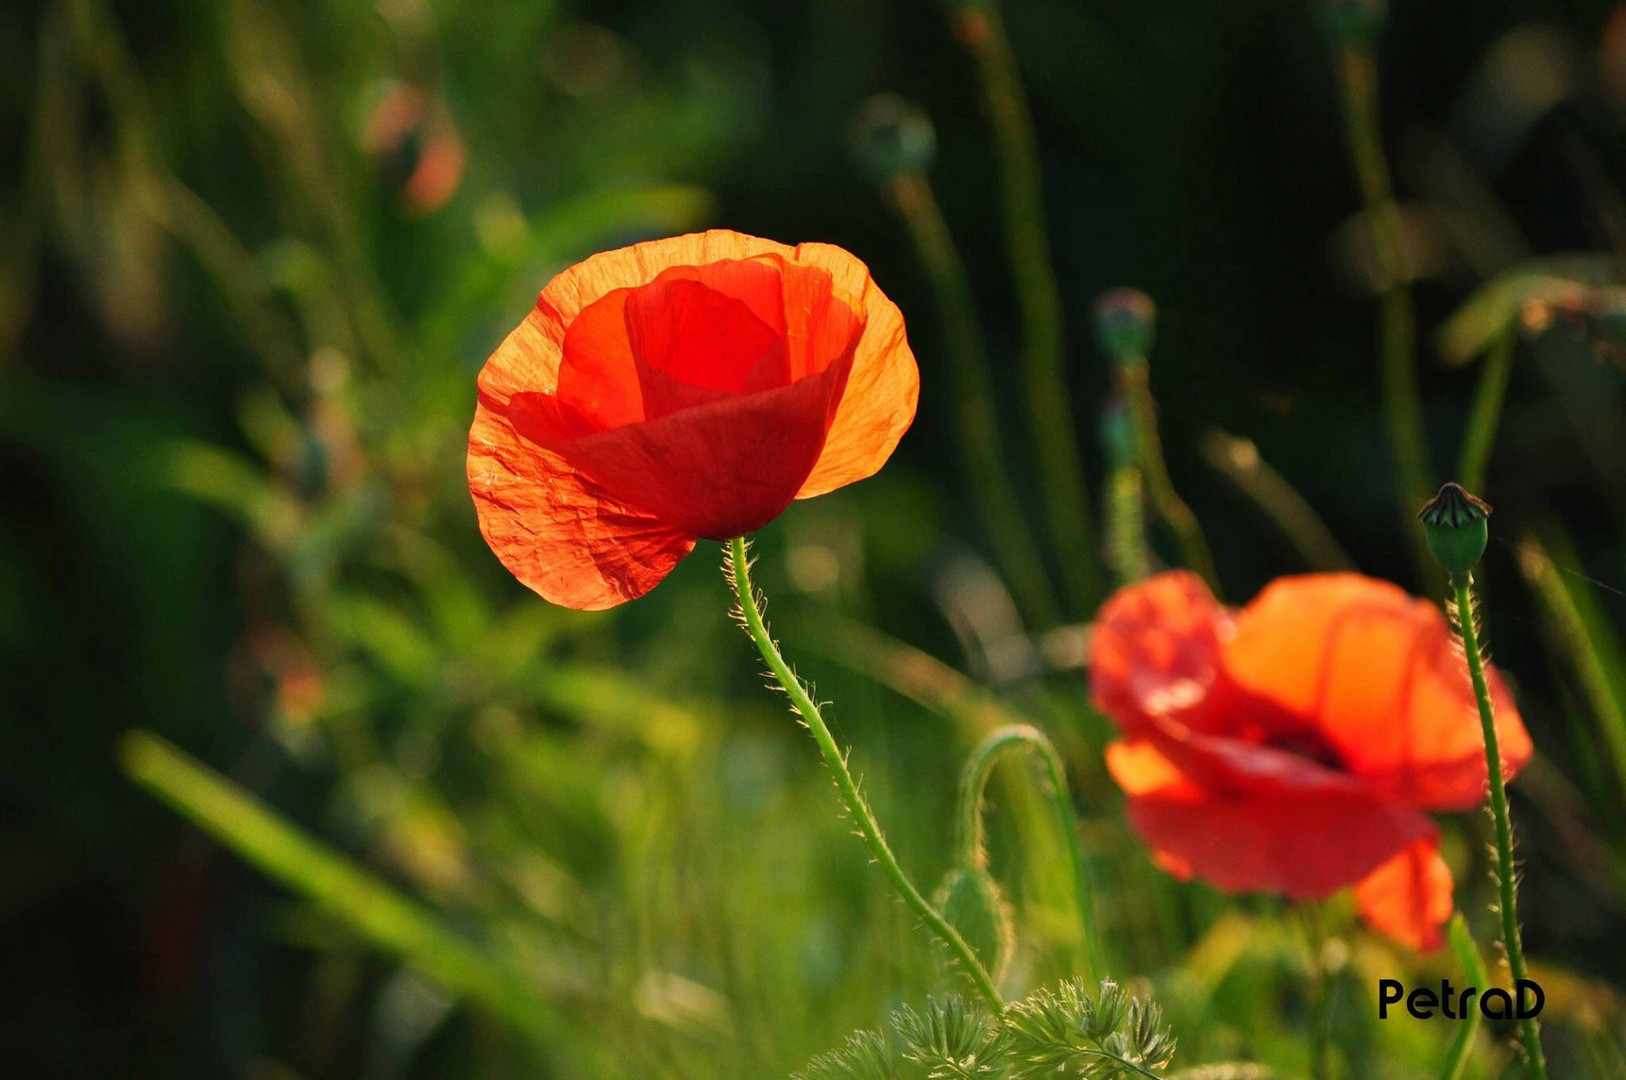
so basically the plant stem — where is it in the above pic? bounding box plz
[1119,360,1219,591]
[1302,904,1333,1080]
[1457,329,1516,496]
[955,724,1100,979]
[958,6,1097,612]
[1336,47,1435,584]
[724,536,1004,1011]
[1450,574,1547,1080]
[1198,430,1355,572]
[1086,1049,1168,1080]
[888,173,1057,625]
[1106,464,1151,587]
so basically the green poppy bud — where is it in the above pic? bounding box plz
[934,865,1015,982]
[851,94,937,181]
[1418,482,1491,580]
[1317,0,1386,50]
[1093,288,1157,365]
[1099,393,1137,469]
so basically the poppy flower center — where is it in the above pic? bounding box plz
[1256,729,1346,772]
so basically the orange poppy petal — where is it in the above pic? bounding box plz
[1089,571,1230,736]
[1222,574,1534,810]
[481,230,910,502]
[1105,739,1204,798]
[479,232,803,415]
[470,230,912,606]
[468,398,694,610]
[1352,838,1454,951]
[537,230,799,337]
[789,243,919,498]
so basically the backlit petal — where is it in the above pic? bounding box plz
[1106,737,1437,897]
[467,398,694,610]
[1222,574,1533,810]
[790,243,918,497]
[1353,838,1454,951]
[1089,571,1231,736]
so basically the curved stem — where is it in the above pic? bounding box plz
[1451,575,1547,1080]
[887,173,1057,625]
[958,6,1097,612]
[1199,429,1356,572]
[724,536,1004,1011]
[955,724,1100,978]
[1119,360,1219,591]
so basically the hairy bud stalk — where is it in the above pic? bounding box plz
[1418,485,1546,1080]
[1094,288,1219,591]
[723,536,1004,1011]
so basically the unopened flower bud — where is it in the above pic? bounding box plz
[1317,0,1386,50]
[1093,287,1157,365]
[1099,393,1137,468]
[1418,482,1491,580]
[852,94,937,181]
[934,865,1015,981]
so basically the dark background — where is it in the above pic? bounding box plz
[4,0,1626,1076]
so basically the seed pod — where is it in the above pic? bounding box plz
[851,95,937,181]
[1093,288,1157,366]
[1418,482,1491,580]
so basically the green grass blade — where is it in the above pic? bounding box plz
[1440,913,1487,1080]
[1518,530,1626,805]
[120,730,567,1051]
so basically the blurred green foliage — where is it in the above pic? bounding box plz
[5,0,1626,1078]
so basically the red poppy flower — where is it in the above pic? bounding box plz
[1091,571,1534,950]
[468,230,918,609]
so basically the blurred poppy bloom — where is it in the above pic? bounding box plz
[364,83,465,215]
[1091,571,1534,950]
[468,230,918,609]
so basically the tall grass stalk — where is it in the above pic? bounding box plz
[1199,430,1355,572]
[1518,534,1626,800]
[1458,330,1516,495]
[119,731,567,1054]
[953,4,1097,612]
[1117,359,1218,591]
[887,172,1057,625]
[1440,913,1488,1080]
[1107,463,1151,587]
